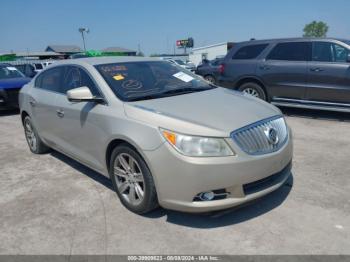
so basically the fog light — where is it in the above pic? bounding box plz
[200,191,215,201]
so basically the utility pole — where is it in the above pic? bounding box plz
[78,28,89,51]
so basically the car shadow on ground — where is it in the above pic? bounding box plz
[0,109,19,117]
[51,150,293,228]
[281,107,350,122]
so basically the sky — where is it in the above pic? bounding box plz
[1,0,350,55]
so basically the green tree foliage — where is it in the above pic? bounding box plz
[303,21,329,37]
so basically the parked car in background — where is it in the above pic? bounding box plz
[165,58,196,71]
[43,61,54,67]
[19,57,292,214]
[32,63,44,74]
[0,64,31,109]
[218,38,350,112]
[195,58,223,83]
[15,64,36,78]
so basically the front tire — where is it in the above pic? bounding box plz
[238,82,267,101]
[109,144,158,214]
[23,116,50,154]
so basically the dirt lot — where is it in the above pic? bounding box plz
[0,108,349,255]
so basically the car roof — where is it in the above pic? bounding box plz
[51,56,162,67]
[237,37,350,45]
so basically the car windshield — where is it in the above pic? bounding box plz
[95,61,216,101]
[0,66,25,79]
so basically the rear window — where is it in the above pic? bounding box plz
[232,44,268,59]
[267,42,311,61]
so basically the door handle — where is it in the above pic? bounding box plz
[310,68,324,72]
[259,65,270,70]
[56,109,64,118]
[29,99,36,107]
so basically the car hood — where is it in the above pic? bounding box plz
[0,77,31,89]
[124,87,281,137]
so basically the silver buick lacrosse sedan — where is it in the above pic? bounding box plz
[19,57,293,214]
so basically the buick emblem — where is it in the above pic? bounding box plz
[264,127,279,145]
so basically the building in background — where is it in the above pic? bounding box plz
[101,47,137,56]
[45,45,83,58]
[189,42,234,66]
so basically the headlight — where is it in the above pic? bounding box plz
[161,129,235,157]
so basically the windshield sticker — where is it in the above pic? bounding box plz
[173,72,194,83]
[121,79,143,89]
[6,67,17,71]
[113,74,124,81]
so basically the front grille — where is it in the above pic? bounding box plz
[231,115,288,155]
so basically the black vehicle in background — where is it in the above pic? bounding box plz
[217,38,350,112]
[14,64,36,78]
[195,58,223,84]
[0,64,31,109]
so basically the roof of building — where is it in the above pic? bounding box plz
[191,42,233,51]
[101,47,136,53]
[45,45,83,53]
[49,56,161,66]
[15,51,62,57]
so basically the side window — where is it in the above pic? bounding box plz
[332,43,349,62]
[267,42,311,61]
[34,74,42,87]
[63,66,100,96]
[232,44,268,59]
[40,67,63,92]
[312,42,349,63]
[312,42,333,62]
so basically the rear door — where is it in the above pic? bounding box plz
[258,41,311,100]
[306,41,350,104]
[29,67,63,145]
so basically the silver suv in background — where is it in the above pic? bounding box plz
[19,57,293,214]
[218,38,350,112]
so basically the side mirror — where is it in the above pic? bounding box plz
[347,54,350,63]
[67,86,104,103]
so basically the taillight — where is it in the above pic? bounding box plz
[219,64,225,74]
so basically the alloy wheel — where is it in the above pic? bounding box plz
[24,119,37,152]
[242,87,260,98]
[113,153,145,206]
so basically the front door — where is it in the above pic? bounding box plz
[306,41,350,104]
[52,66,108,171]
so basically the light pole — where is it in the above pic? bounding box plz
[78,28,89,51]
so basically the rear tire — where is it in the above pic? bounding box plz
[23,116,50,154]
[204,75,216,84]
[109,144,158,214]
[238,82,267,101]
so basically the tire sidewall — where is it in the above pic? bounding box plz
[109,145,158,214]
[24,116,39,154]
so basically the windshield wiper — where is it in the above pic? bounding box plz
[160,86,212,96]
[127,86,214,102]
[127,94,164,102]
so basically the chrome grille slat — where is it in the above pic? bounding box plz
[231,116,288,155]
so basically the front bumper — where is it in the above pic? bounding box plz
[0,88,21,109]
[143,134,293,213]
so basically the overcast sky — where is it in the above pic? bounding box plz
[1,0,349,55]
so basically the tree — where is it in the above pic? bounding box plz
[303,21,329,37]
